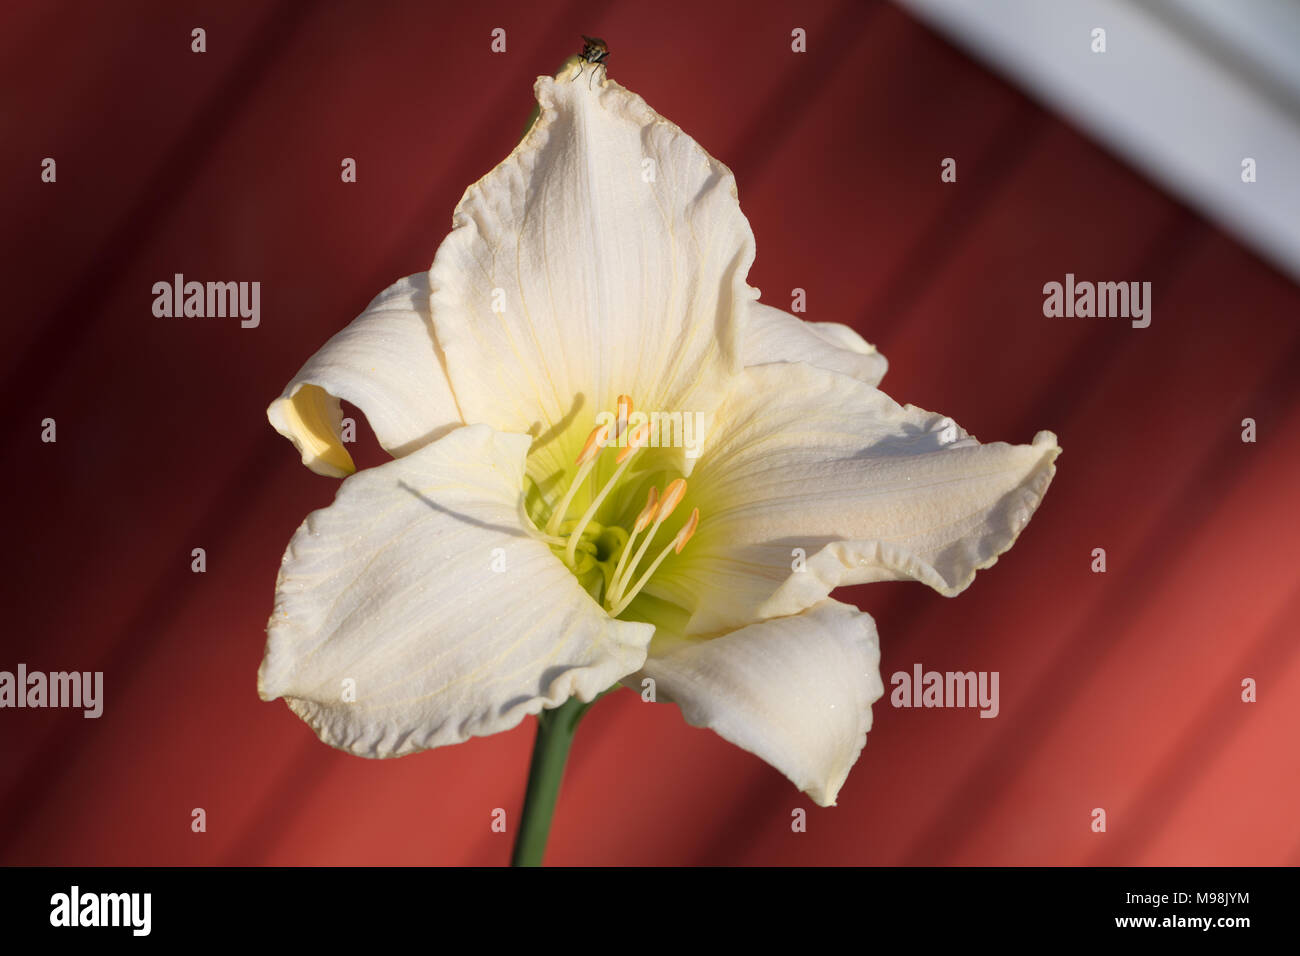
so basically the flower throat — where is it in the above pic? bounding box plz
[525,395,699,617]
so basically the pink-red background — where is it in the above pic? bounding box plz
[2,0,1297,865]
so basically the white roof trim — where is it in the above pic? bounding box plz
[894,0,1300,283]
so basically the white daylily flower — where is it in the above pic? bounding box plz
[259,60,1060,808]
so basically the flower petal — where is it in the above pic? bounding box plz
[640,600,883,807]
[743,302,888,386]
[652,362,1061,634]
[259,424,653,756]
[427,70,756,457]
[267,273,462,478]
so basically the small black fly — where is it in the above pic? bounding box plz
[574,35,610,87]
[579,35,610,66]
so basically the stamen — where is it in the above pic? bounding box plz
[608,478,685,606]
[518,493,568,546]
[535,396,694,615]
[575,422,611,467]
[633,485,661,533]
[608,507,701,617]
[656,477,688,516]
[615,394,633,440]
[565,423,650,566]
[609,486,659,598]
[615,422,650,464]
[673,507,700,553]
[545,423,610,536]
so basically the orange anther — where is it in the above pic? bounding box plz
[615,422,650,463]
[673,508,700,554]
[615,394,634,438]
[575,423,610,466]
[657,478,687,518]
[633,485,661,533]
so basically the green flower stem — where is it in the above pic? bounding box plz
[510,692,605,866]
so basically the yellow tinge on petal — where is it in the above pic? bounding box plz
[269,384,356,478]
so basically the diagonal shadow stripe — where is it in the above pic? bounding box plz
[690,773,792,866]
[863,99,1049,348]
[0,445,283,858]
[358,0,623,274]
[1086,579,1300,865]
[218,737,338,865]
[0,1,314,430]
[722,0,887,186]
[1013,204,1206,438]
[903,325,1300,864]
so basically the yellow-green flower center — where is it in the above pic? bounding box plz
[522,395,700,618]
